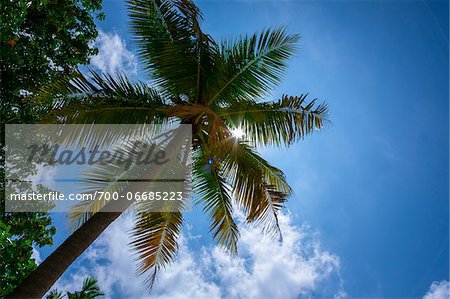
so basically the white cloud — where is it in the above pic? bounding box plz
[200,213,345,299]
[28,164,58,189]
[423,281,450,299]
[50,212,345,298]
[32,245,42,265]
[90,30,137,76]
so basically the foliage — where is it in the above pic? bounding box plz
[0,169,56,297]
[0,0,104,123]
[0,0,103,295]
[29,0,329,290]
[46,277,104,299]
[0,220,37,296]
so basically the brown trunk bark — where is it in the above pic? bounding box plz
[7,211,122,298]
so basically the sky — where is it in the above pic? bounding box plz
[35,0,449,298]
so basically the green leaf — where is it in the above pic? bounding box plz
[193,150,239,253]
[207,27,299,105]
[127,0,215,98]
[129,211,183,288]
[218,94,329,146]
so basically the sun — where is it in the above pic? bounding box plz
[231,127,245,139]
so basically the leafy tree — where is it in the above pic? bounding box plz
[8,0,329,297]
[0,0,104,123]
[0,155,57,297]
[0,0,103,296]
[0,220,42,296]
[46,277,104,299]
[0,131,57,296]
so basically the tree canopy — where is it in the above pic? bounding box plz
[0,0,104,122]
[0,0,104,295]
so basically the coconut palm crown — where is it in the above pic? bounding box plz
[32,0,328,291]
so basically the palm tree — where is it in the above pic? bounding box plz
[67,277,104,299]
[46,277,104,299]
[46,290,65,299]
[8,0,328,297]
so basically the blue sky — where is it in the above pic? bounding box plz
[36,1,449,298]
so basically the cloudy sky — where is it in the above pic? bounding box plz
[36,1,449,298]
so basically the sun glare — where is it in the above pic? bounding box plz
[231,127,245,139]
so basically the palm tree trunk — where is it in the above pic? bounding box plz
[8,128,189,298]
[6,211,122,299]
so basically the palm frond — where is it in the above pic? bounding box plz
[45,290,64,299]
[219,94,328,146]
[127,0,215,97]
[248,184,288,241]
[33,70,172,149]
[207,27,299,105]
[193,150,239,253]
[215,140,290,239]
[73,277,104,298]
[129,211,183,288]
[69,130,177,230]
[38,70,170,123]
